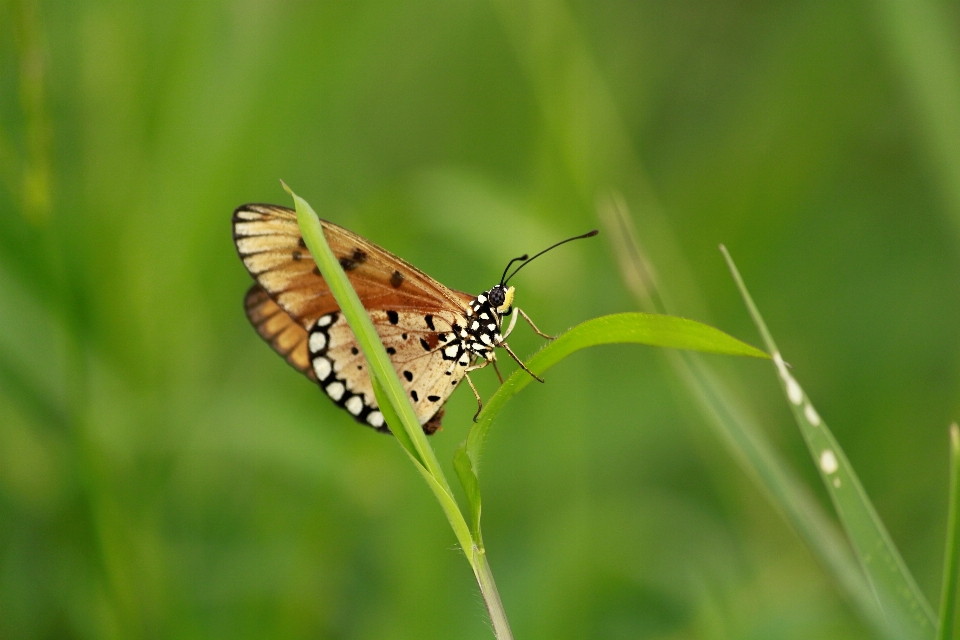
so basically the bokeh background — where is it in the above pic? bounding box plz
[3,1,960,638]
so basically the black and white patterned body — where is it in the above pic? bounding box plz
[305,284,516,433]
[448,284,514,363]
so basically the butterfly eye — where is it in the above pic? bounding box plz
[488,285,506,308]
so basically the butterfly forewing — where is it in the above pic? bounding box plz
[233,203,476,433]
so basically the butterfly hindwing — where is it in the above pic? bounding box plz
[305,308,471,432]
[244,284,315,381]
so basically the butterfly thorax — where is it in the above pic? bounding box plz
[449,284,515,363]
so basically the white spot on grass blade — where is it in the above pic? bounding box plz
[832,477,841,488]
[773,351,785,369]
[773,351,803,405]
[803,403,821,426]
[785,377,802,405]
[819,449,839,474]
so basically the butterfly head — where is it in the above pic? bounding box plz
[487,284,515,315]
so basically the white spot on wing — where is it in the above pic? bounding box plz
[477,295,487,303]
[804,403,821,426]
[480,313,489,319]
[325,381,345,401]
[445,344,459,357]
[819,449,838,475]
[308,332,327,352]
[345,396,363,415]
[317,315,334,327]
[480,334,492,345]
[368,411,385,428]
[471,321,479,330]
[312,356,332,381]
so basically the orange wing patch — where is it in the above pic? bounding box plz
[244,285,315,381]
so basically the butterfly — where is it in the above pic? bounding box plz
[233,203,596,434]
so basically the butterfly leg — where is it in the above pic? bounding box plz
[492,358,504,384]
[504,307,557,340]
[501,342,545,383]
[502,308,520,340]
[463,371,484,421]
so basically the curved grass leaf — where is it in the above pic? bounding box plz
[722,245,936,640]
[463,312,768,473]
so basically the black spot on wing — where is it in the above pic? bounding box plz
[390,270,404,288]
[410,390,419,402]
[424,315,435,331]
[428,395,440,402]
[403,370,413,382]
[338,248,368,271]
[419,337,430,351]
[387,310,399,324]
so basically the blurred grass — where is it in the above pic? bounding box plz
[2,1,960,638]
[724,245,935,639]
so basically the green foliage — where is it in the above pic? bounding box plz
[938,425,960,640]
[724,246,936,639]
[295,187,767,637]
[2,1,960,638]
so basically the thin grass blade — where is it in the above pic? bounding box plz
[722,245,935,639]
[601,195,894,638]
[287,184,441,479]
[454,442,483,542]
[289,187,513,639]
[937,424,960,640]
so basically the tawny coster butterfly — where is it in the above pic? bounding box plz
[233,203,596,434]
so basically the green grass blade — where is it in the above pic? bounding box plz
[453,441,483,543]
[601,195,893,638]
[371,374,476,561]
[873,0,960,237]
[462,312,768,472]
[722,245,936,639]
[287,184,442,482]
[289,187,514,639]
[937,424,960,640]
[674,351,892,637]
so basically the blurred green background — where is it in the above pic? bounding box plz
[3,1,960,638]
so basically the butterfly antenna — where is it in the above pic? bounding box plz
[504,229,599,284]
[500,254,529,285]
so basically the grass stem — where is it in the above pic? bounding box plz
[937,424,960,640]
